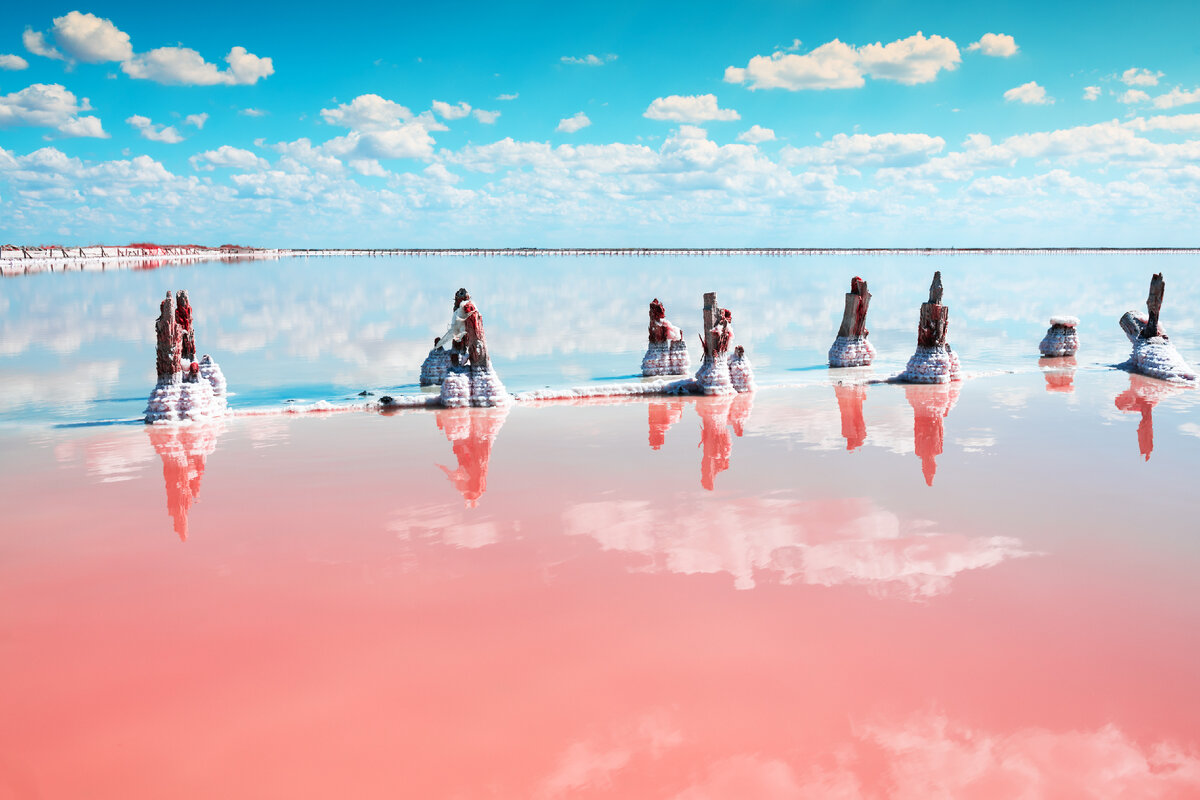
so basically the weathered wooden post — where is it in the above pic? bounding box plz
[829,276,874,367]
[1119,273,1196,382]
[894,271,960,383]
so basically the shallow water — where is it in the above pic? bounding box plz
[2,256,1200,797]
[2,253,1198,425]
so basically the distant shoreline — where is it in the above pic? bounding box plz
[3,245,1198,277]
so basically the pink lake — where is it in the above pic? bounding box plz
[3,368,1200,798]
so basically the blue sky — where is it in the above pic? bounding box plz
[2,0,1199,246]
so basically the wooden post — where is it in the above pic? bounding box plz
[1143,273,1165,339]
[703,292,718,358]
[836,277,871,338]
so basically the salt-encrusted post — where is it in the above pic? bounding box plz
[176,290,195,361]
[893,271,960,383]
[694,291,753,393]
[437,289,509,407]
[641,299,689,376]
[829,277,875,367]
[155,292,181,382]
[1039,317,1079,357]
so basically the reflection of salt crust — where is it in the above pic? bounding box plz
[198,356,228,412]
[439,367,510,407]
[828,335,875,367]
[1126,338,1197,383]
[729,350,756,393]
[894,345,961,384]
[641,340,690,376]
[419,347,451,386]
[694,355,735,395]
[1039,322,1079,357]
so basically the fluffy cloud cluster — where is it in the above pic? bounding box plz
[782,132,946,167]
[432,100,472,120]
[556,112,591,133]
[967,32,1018,57]
[0,83,106,138]
[725,31,960,90]
[1004,81,1053,105]
[190,145,268,171]
[126,114,183,143]
[1122,67,1164,87]
[737,124,775,143]
[24,10,273,86]
[0,54,28,70]
[644,94,739,122]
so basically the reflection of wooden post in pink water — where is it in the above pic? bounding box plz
[905,383,960,486]
[1039,356,1077,393]
[435,406,510,506]
[647,400,685,450]
[696,393,754,490]
[146,421,222,541]
[834,383,867,450]
[1114,373,1184,461]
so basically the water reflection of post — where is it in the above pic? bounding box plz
[146,420,223,541]
[696,393,754,490]
[1039,356,1077,393]
[435,406,510,507]
[905,384,960,486]
[648,400,685,450]
[1114,373,1183,461]
[834,383,868,451]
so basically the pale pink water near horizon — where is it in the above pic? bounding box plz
[3,254,1200,797]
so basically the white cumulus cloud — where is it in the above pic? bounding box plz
[473,108,500,124]
[725,32,960,91]
[1122,68,1164,87]
[432,100,472,120]
[782,132,945,167]
[184,112,208,129]
[561,54,617,65]
[50,11,133,63]
[121,45,273,85]
[737,124,776,143]
[22,29,65,61]
[321,94,412,130]
[1119,89,1150,104]
[1004,81,1053,105]
[1153,87,1200,109]
[126,114,183,143]
[0,83,107,138]
[190,145,268,171]
[556,111,591,133]
[0,54,29,70]
[644,94,739,122]
[1083,86,1101,101]
[967,33,1018,57]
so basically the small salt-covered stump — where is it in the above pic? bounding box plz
[729,346,756,392]
[642,298,690,377]
[693,292,752,395]
[435,288,510,407]
[1039,316,1079,357]
[894,271,961,384]
[828,277,875,367]
[1119,273,1197,383]
[419,344,451,386]
[198,354,228,414]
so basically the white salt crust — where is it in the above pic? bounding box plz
[729,350,756,393]
[145,358,229,423]
[438,367,511,407]
[419,347,451,386]
[1039,325,1079,357]
[694,354,736,396]
[893,345,961,384]
[1125,337,1197,383]
[641,339,691,377]
[828,335,876,368]
[1049,316,1079,327]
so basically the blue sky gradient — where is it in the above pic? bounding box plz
[2,0,1199,245]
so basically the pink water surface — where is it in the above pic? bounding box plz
[2,373,1200,798]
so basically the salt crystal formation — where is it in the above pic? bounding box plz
[1119,273,1197,383]
[694,292,753,395]
[894,271,961,384]
[641,298,690,376]
[1039,316,1079,357]
[828,277,875,367]
[419,346,451,386]
[145,291,228,423]
[435,288,510,407]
